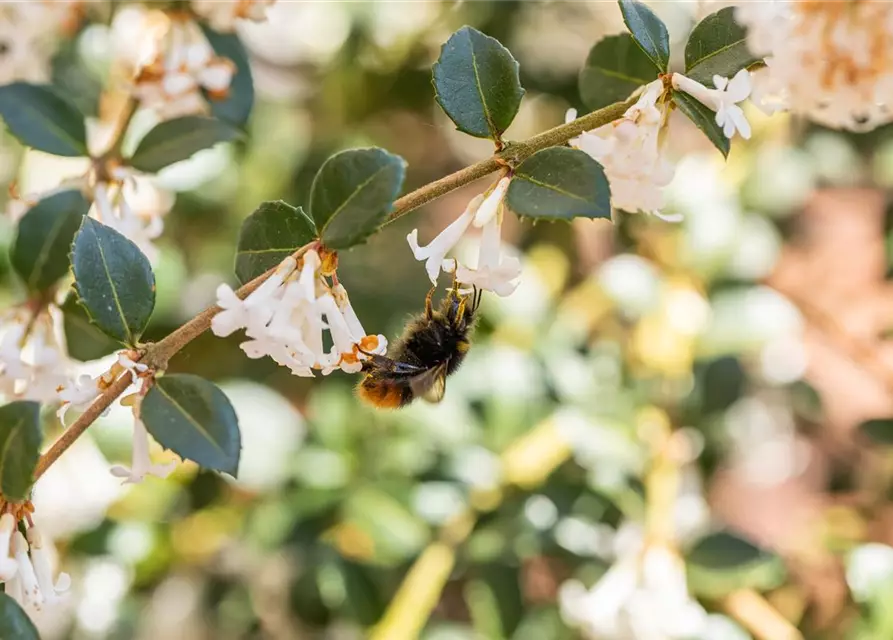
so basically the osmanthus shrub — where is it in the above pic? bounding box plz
[0,0,887,634]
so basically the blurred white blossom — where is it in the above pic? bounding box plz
[0,515,71,616]
[191,0,276,33]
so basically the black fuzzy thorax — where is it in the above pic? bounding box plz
[389,294,475,378]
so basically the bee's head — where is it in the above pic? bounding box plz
[444,286,480,329]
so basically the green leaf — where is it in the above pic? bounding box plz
[11,189,90,293]
[579,34,659,112]
[0,593,40,640]
[61,292,119,362]
[128,116,241,173]
[235,201,317,284]
[71,218,156,346]
[342,487,429,565]
[506,147,611,220]
[685,7,763,85]
[673,89,730,157]
[201,25,254,127]
[859,418,893,446]
[618,0,671,72]
[432,26,525,140]
[0,82,88,156]
[141,374,241,476]
[310,148,406,250]
[0,401,41,501]
[687,531,785,597]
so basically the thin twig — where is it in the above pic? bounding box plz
[34,98,634,479]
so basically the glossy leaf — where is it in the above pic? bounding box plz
[673,89,730,157]
[618,0,671,72]
[432,26,525,140]
[859,418,893,446]
[506,147,611,220]
[0,82,88,156]
[579,34,659,112]
[0,593,40,640]
[142,374,241,476]
[128,116,241,173]
[685,7,762,85]
[201,25,254,127]
[0,401,41,501]
[235,201,317,284]
[71,218,156,346]
[61,292,119,362]
[310,147,406,249]
[11,189,90,293]
[687,531,785,597]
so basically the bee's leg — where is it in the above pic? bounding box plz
[425,285,436,319]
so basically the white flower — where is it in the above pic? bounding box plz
[672,69,753,140]
[191,0,276,32]
[26,527,70,606]
[407,177,521,295]
[133,19,236,119]
[2,520,71,614]
[736,0,893,131]
[0,309,71,404]
[92,179,166,264]
[320,285,387,375]
[568,79,678,218]
[110,416,177,484]
[10,531,42,611]
[0,514,19,581]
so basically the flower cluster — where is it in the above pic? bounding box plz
[407,176,522,296]
[735,0,893,130]
[132,16,237,120]
[568,70,753,219]
[212,250,388,376]
[0,306,72,404]
[0,2,83,85]
[0,513,70,614]
[92,171,166,264]
[191,0,277,33]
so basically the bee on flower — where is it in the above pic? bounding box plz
[211,248,388,377]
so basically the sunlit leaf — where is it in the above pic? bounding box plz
[618,0,670,72]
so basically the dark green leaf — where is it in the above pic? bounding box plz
[235,201,317,284]
[700,356,745,414]
[71,218,156,346]
[0,401,41,501]
[687,531,785,597]
[0,82,88,156]
[466,565,524,638]
[61,291,119,362]
[432,26,525,140]
[338,560,386,626]
[141,374,241,476]
[673,89,730,157]
[859,418,893,446]
[579,34,659,112]
[201,25,254,127]
[685,7,762,85]
[506,147,611,220]
[11,189,90,293]
[618,0,671,72]
[310,148,406,249]
[128,116,241,173]
[0,593,40,640]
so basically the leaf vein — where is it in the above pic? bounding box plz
[90,223,133,345]
[155,384,228,458]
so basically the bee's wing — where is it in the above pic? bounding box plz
[409,363,448,404]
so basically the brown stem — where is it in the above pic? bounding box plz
[384,97,634,226]
[34,97,635,479]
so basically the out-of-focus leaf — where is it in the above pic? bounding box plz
[673,89,730,157]
[142,374,241,476]
[506,147,611,220]
[432,26,525,140]
[71,218,156,346]
[310,148,406,249]
[61,291,119,362]
[201,25,255,127]
[0,401,41,501]
[11,189,89,293]
[687,531,785,597]
[685,7,762,85]
[859,418,893,446]
[342,487,429,564]
[234,201,317,284]
[579,34,657,112]
[466,565,523,638]
[128,116,241,173]
[0,82,88,156]
[338,559,386,626]
[51,37,102,117]
[0,593,39,640]
[618,0,670,72]
[700,356,745,414]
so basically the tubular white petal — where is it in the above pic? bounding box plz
[407,198,478,284]
[27,527,69,602]
[0,514,18,581]
[211,284,247,337]
[332,284,365,341]
[112,418,177,484]
[473,177,511,227]
[12,532,42,611]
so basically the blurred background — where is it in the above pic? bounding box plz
[4,1,893,638]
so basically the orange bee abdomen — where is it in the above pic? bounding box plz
[357,377,410,409]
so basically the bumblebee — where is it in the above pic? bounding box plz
[357,284,480,408]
